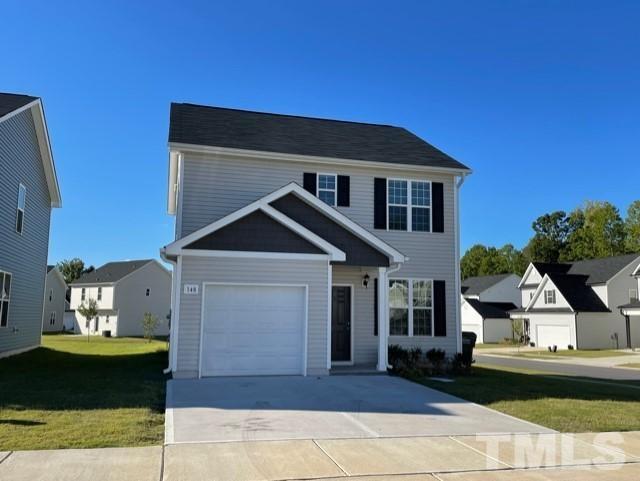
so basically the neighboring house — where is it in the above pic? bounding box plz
[619,262,640,349]
[460,274,520,344]
[69,260,171,337]
[42,266,67,332]
[511,254,640,349]
[0,93,62,358]
[161,103,471,378]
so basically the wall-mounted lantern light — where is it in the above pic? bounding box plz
[362,273,370,289]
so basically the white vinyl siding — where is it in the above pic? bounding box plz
[178,153,458,355]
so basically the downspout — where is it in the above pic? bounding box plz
[160,248,176,375]
[454,173,468,353]
[574,312,579,350]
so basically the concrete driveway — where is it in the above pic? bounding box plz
[165,375,552,444]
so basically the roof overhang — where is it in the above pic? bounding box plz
[517,263,537,289]
[162,182,407,264]
[0,99,61,208]
[166,143,472,215]
[525,274,575,313]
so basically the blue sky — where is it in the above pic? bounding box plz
[3,1,639,267]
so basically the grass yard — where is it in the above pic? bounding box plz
[419,364,640,433]
[620,363,640,369]
[504,349,635,359]
[0,335,168,451]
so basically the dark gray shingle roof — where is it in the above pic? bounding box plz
[0,92,37,118]
[461,273,515,295]
[47,265,55,273]
[72,260,154,285]
[546,273,609,312]
[169,103,469,170]
[466,299,517,319]
[534,254,640,285]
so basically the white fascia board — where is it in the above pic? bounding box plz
[167,151,179,215]
[517,263,536,288]
[168,142,472,176]
[1,100,62,208]
[164,181,403,263]
[179,250,330,261]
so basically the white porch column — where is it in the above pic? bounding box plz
[327,261,333,371]
[377,267,388,371]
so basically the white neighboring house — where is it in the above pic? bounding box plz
[511,254,640,350]
[42,266,67,333]
[69,259,171,337]
[620,262,640,349]
[460,274,520,344]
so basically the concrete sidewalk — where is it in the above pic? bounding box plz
[1,432,639,481]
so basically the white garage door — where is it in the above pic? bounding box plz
[536,325,571,348]
[201,284,306,376]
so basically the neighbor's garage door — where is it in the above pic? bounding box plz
[201,284,306,376]
[536,325,571,348]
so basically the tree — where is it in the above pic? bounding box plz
[461,243,527,279]
[563,201,626,260]
[141,312,159,342]
[56,258,95,285]
[625,200,640,253]
[523,211,570,263]
[77,298,98,342]
[461,244,489,279]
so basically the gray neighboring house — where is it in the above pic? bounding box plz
[42,265,67,333]
[0,93,62,358]
[161,103,471,378]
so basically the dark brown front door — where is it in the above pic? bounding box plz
[332,286,351,362]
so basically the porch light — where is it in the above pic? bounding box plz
[362,273,370,289]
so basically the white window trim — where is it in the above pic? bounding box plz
[630,288,638,302]
[49,289,53,302]
[0,270,12,328]
[386,178,432,233]
[50,311,56,325]
[316,173,337,207]
[16,183,26,235]
[544,289,556,305]
[81,288,86,302]
[388,277,434,337]
[97,287,102,301]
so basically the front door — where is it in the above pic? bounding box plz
[332,286,351,362]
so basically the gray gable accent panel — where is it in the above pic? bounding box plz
[185,210,325,254]
[169,103,469,170]
[270,194,390,267]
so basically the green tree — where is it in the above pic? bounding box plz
[77,298,98,342]
[625,200,640,253]
[564,201,625,260]
[498,244,528,276]
[461,244,489,279]
[523,211,570,263]
[141,312,159,342]
[56,258,95,285]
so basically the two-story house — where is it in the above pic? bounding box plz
[0,93,62,358]
[42,265,67,333]
[511,254,640,350]
[620,262,640,349]
[69,259,171,337]
[460,273,521,344]
[161,103,471,378]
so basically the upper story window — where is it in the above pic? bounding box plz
[544,289,556,305]
[16,184,26,234]
[81,288,86,302]
[317,174,337,206]
[145,288,150,297]
[630,289,639,303]
[387,179,431,232]
[97,287,102,301]
[0,271,12,328]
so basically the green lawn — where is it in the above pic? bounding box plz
[620,363,640,369]
[419,364,640,432]
[507,349,634,359]
[0,335,168,451]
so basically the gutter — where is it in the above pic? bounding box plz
[454,172,468,353]
[160,248,177,375]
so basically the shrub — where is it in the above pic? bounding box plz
[408,347,423,366]
[388,344,409,372]
[141,312,159,342]
[426,348,446,364]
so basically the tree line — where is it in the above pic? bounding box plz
[461,200,640,279]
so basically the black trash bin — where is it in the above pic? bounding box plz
[461,331,477,367]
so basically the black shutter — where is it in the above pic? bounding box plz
[374,178,387,229]
[303,173,317,195]
[374,277,378,336]
[337,175,350,207]
[432,182,444,233]
[433,280,446,336]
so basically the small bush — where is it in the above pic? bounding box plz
[141,312,159,342]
